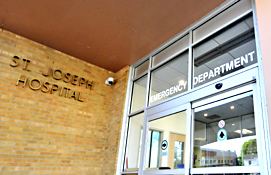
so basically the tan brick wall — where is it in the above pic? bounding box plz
[101,66,129,175]
[0,29,129,175]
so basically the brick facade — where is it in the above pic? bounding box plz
[0,29,129,175]
[102,67,129,175]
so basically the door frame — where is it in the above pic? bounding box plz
[143,103,191,175]
[190,83,264,174]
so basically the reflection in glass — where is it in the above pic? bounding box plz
[193,14,257,88]
[145,130,151,168]
[150,52,188,106]
[146,111,186,170]
[138,130,161,169]
[193,94,258,168]
[144,130,161,168]
[130,76,147,113]
[124,113,144,172]
[174,141,184,169]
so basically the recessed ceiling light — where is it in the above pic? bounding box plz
[179,80,185,86]
[195,137,206,141]
[204,113,208,117]
[232,124,235,126]
[230,106,234,109]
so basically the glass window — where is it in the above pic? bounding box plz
[123,1,265,174]
[152,34,189,67]
[192,0,252,43]
[130,76,147,113]
[193,14,257,88]
[146,111,186,170]
[241,114,256,137]
[193,93,258,168]
[144,130,161,168]
[149,51,188,106]
[134,60,149,79]
[124,113,144,172]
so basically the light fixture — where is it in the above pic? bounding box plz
[179,80,185,86]
[232,124,235,126]
[234,129,253,134]
[230,106,234,109]
[195,137,206,141]
[204,113,208,117]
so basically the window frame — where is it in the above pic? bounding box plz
[190,84,261,174]
[149,50,190,106]
[127,1,257,113]
[192,13,257,89]
[144,103,191,175]
[123,112,145,172]
[117,1,271,175]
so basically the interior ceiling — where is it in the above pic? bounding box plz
[0,0,226,72]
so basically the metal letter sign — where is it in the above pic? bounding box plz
[217,129,227,141]
[161,140,168,150]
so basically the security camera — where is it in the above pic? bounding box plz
[105,77,114,86]
[215,83,223,89]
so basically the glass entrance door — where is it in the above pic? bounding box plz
[143,103,191,175]
[191,85,260,175]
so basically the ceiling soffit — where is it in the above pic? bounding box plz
[0,0,226,72]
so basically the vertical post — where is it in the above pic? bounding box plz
[116,68,133,175]
[252,0,271,174]
[188,30,193,90]
[185,103,192,175]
